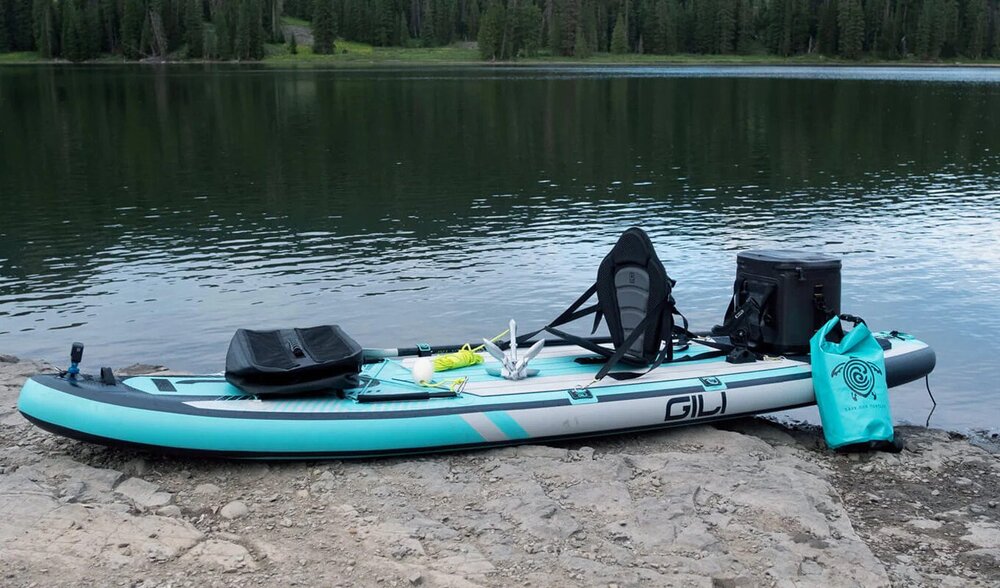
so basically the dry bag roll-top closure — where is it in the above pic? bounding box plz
[713,250,841,360]
[225,325,363,396]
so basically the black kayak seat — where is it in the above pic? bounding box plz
[516,227,684,381]
[595,227,675,365]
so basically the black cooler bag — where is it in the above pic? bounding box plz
[225,325,363,396]
[714,250,841,355]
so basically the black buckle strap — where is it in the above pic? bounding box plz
[504,283,600,350]
[510,281,682,384]
[712,281,775,343]
[594,295,672,381]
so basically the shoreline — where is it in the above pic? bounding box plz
[3,51,1000,69]
[1,355,998,586]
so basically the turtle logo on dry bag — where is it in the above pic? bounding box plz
[831,357,883,401]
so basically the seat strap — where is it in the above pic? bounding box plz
[512,285,681,383]
[505,283,600,349]
[593,295,673,381]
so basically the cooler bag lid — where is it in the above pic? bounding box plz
[738,250,842,271]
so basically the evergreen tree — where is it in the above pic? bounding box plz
[915,0,939,57]
[185,0,202,57]
[595,0,608,50]
[662,0,679,52]
[83,0,100,56]
[264,0,282,42]
[140,4,153,54]
[213,1,234,58]
[12,0,34,50]
[515,1,542,56]
[718,0,736,53]
[477,0,541,59]
[872,0,897,56]
[249,0,264,57]
[372,0,392,45]
[580,0,597,52]
[397,11,409,45]
[610,11,626,52]
[467,0,480,38]
[639,0,658,53]
[477,0,502,58]
[548,0,577,56]
[235,0,254,58]
[312,0,334,53]
[994,6,1000,56]
[838,0,863,58]
[938,0,958,56]
[62,0,86,61]
[574,20,591,55]
[121,0,144,58]
[341,0,358,40]
[432,0,457,45]
[693,0,715,52]
[143,0,167,56]
[964,0,988,57]
[792,0,810,53]
[736,0,753,53]
[817,0,837,54]
[5,0,1000,63]
[0,0,9,51]
[768,0,807,56]
[98,0,118,53]
[32,0,56,57]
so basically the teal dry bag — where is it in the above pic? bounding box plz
[810,315,894,449]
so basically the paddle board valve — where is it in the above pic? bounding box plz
[482,319,544,381]
[67,342,84,379]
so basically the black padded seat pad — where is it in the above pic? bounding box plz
[225,325,362,396]
[596,228,674,364]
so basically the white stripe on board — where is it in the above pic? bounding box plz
[460,413,509,442]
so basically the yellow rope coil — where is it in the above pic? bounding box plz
[432,344,483,372]
[431,329,510,373]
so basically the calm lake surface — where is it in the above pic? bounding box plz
[1,65,998,433]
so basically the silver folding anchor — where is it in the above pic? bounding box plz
[481,319,545,380]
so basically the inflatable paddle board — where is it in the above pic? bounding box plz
[17,332,934,459]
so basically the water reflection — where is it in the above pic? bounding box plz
[0,66,998,432]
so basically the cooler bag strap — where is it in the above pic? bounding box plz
[712,280,775,343]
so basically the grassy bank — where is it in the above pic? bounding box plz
[262,40,1000,66]
[4,41,1000,67]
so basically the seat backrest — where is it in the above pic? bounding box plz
[595,228,674,364]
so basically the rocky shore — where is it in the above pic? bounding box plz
[0,356,997,587]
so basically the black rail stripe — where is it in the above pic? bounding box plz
[22,403,816,460]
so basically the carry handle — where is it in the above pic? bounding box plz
[839,313,867,326]
[824,313,867,344]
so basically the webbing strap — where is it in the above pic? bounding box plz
[712,281,775,343]
[505,283,599,349]
[594,296,672,381]
[511,282,684,384]
[605,346,728,380]
[546,325,615,359]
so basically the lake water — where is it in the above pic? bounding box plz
[1,65,998,434]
